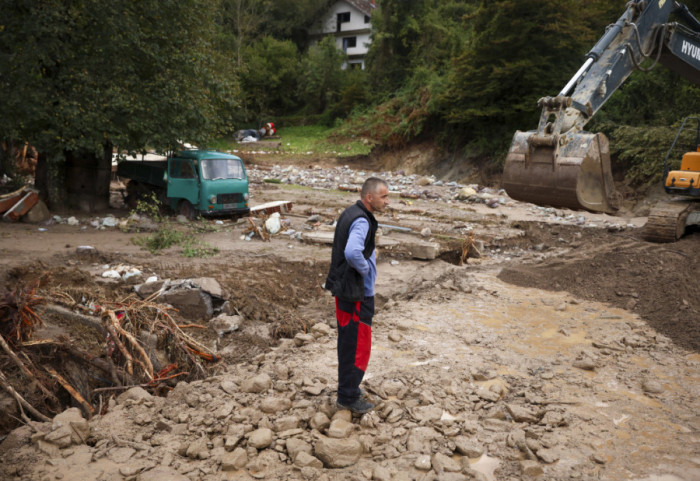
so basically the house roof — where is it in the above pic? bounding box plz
[344,0,375,16]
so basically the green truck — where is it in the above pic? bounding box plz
[117,150,250,218]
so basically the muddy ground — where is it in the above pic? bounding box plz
[0,152,698,481]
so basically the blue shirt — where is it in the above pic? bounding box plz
[344,217,377,297]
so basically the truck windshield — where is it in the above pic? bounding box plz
[201,158,245,180]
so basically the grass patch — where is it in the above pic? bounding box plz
[214,124,373,157]
[128,193,219,257]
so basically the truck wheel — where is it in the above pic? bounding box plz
[178,200,196,220]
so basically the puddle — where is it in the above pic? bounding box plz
[469,454,500,481]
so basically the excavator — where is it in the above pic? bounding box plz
[503,0,700,242]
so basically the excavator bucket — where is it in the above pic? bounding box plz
[503,131,621,214]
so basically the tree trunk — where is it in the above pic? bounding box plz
[64,142,113,212]
[35,151,68,211]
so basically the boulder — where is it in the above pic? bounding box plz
[314,436,362,468]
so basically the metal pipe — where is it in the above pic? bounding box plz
[559,58,595,96]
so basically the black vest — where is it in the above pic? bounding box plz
[325,201,378,301]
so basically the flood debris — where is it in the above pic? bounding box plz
[0,186,39,222]
[0,275,228,428]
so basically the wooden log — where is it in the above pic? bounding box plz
[107,310,154,381]
[40,304,108,336]
[45,367,95,418]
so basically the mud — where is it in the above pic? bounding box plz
[0,154,698,481]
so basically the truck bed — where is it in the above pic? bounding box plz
[116,160,168,188]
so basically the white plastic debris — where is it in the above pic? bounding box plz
[67,216,79,226]
[102,216,119,227]
[265,212,281,234]
[145,276,158,283]
[102,270,121,279]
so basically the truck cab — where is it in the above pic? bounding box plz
[118,149,250,218]
[166,150,250,218]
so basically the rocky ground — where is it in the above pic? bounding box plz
[0,152,698,481]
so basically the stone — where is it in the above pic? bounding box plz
[51,408,90,445]
[260,397,292,414]
[406,427,440,453]
[388,331,402,342]
[407,241,440,260]
[220,379,238,395]
[456,187,477,200]
[295,451,323,469]
[134,279,168,299]
[247,428,273,449]
[373,466,392,481]
[221,447,248,471]
[294,333,314,346]
[159,288,213,320]
[642,379,665,394]
[286,438,313,461]
[311,322,331,337]
[274,416,300,432]
[412,405,442,423]
[185,436,209,459]
[209,314,241,336]
[117,386,153,405]
[188,277,223,298]
[454,437,484,458]
[137,467,189,481]
[314,436,362,468]
[476,387,500,402]
[432,452,462,473]
[327,418,353,438]
[573,359,597,371]
[309,412,331,431]
[22,200,50,223]
[506,404,540,423]
[67,216,80,226]
[241,373,272,393]
[536,447,561,464]
[420,227,432,237]
[520,460,544,477]
[415,454,432,470]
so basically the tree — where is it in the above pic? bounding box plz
[0,0,238,210]
[299,37,346,114]
[240,36,301,121]
[437,0,594,150]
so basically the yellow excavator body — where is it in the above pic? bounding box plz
[503,130,621,214]
[665,151,700,189]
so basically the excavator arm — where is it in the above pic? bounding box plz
[503,0,700,214]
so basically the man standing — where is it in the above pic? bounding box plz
[325,177,390,414]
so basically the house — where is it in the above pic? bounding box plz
[309,0,376,70]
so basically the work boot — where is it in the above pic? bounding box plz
[336,397,375,414]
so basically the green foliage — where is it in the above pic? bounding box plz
[299,37,347,114]
[182,239,220,258]
[133,227,185,254]
[239,36,301,121]
[132,192,163,222]
[438,0,593,146]
[599,117,700,187]
[0,0,239,158]
[128,193,218,257]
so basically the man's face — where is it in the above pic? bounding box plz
[367,184,390,213]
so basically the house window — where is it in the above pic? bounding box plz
[337,11,350,31]
[342,36,357,52]
[364,15,370,23]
